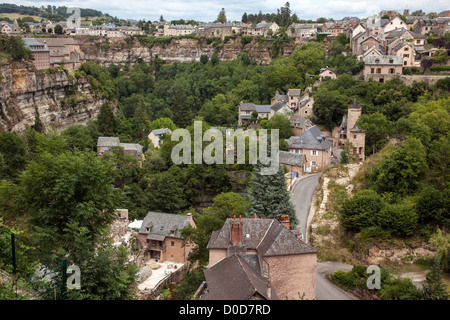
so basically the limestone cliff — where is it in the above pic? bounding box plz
[0,62,104,133]
[77,36,296,66]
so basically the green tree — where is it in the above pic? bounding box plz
[61,125,96,151]
[19,149,122,250]
[247,162,298,226]
[62,222,138,300]
[216,8,227,23]
[421,256,449,300]
[0,131,27,178]
[54,24,63,34]
[371,137,427,196]
[97,102,117,136]
[266,113,294,139]
[429,229,450,272]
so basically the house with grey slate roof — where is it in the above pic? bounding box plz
[203,216,317,300]
[288,125,333,172]
[148,127,172,149]
[137,211,196,263]
[97,137,143,161]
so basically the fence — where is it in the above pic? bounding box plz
[0,228,68,300]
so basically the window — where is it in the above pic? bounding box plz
[354,135,357,139]
[311,150,317,156]
[371,67,375,74]
[389,68,395,74]
[295,149,299,154]
[304,110,308,114]
[171,241,175,247]
[311,161,317,167]
[404,61,407,66]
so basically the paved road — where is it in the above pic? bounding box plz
[290,174,359,300]
[290,174,319,239]
[316,262,359,300]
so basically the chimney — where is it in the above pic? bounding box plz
[231,215,242,245]
[280,215,290,230]
[186,212,192,223]
[161,124,164,129]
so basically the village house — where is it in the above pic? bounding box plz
[137,211,196,264]
[197,23,234,39]
[357,46,383,62]
[22,38,50,70]
[287,125,333,172]
[148,127,172,148]
[363,55,403,82]
[333,99,366,161]
[297,92,315,118]
[390,42,415,67]
[287,23,319,42]
[96,136,143,161]
[35,38,83,72]
[163,24,195,36]
[237,102,274,126]
[279,151,306,177]
[246,21,279,37]
[318,67,337,81]
[202,215,317,300]
[289,115,312,136]
[1,19,21,35]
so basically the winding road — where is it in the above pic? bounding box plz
[290,174,359,300]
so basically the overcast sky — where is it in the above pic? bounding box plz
[11,1,450,22]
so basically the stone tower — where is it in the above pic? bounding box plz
[346,99,365,161]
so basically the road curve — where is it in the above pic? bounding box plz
[290,174,359,300]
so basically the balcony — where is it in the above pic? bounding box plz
[147,243,166,251]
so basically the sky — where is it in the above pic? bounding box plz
[10,1,450,22]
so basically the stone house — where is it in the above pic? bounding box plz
[247,21,279,37]
[137,211,197,263]
[287,125,333,172]
[148,127,172,148]
[287,23,318,42]
[390,42,415,67]
[363,55,403,82]
[97,136,143,161]
[318,67,337,81]
[238,102,273,126]
[163,24,195,36]
[35,38,83,72]
[289,115,312,136]
[203,216,317,300]
[197,23,234,39]
[279,151,306,177]
[297,93,315,118]
[22,38,50,70]
[358,46,383,62]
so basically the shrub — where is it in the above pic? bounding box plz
[376,203,418,237]
[339,189,386,232]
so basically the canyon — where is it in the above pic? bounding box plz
[0,36,295,133]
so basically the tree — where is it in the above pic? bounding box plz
[421,58,433,74]
[97,102,117,136]
[357,112,393,170]
[216,8,227,23]
[159,15,165,22]
[247,162,298,227]
[339,189,386,232]
[61,125,96,151]
[312,88,349,131]
[421,256,449,300]
[0,131,27,178]
[62,222,138,300]
[242,13,248,23]
[19,148,122,250]
[150,117,177,131]
[54,24,63,34]
[181,192,249,265]
[200,54,208,65]
[145,166,187,213]
[429,229,450,272]
[371,137,427,196]
[266,113,294,139]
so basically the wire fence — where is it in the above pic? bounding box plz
[0,228,68,300]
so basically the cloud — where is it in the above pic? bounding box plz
[9,0,450,21]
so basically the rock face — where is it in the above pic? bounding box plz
[77,36,296,67]
[0,62,104,133]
